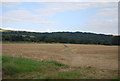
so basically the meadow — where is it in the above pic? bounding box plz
[2,43,119,79]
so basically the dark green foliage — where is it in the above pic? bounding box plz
[112,36,120,45]
[2,30,119,45]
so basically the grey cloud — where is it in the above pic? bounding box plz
[84,19,118,35]
[93,7,118,18]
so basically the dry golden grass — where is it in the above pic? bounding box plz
[2,43,118,70]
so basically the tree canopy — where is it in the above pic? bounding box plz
[1,30,119,45]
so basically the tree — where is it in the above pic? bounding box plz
[112,36,120,45]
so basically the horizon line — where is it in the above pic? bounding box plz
[1,27,119,36]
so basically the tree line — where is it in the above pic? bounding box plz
[1,31,120,45]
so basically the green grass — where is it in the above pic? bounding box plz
[2,56,69,79]
[2,56,67,75]
[2,56,118,79]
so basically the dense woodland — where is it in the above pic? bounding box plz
[1,30,120,45]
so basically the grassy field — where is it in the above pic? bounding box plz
[2,56,118,79]
[2,43,119,79]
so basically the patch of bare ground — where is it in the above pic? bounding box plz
[2,43,118,70]
[2,44,118,78]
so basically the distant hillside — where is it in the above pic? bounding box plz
[1,29,119,45]
[0,28,12,32]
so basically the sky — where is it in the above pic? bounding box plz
[0,1,118,35]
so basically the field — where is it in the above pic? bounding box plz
[2,43,119,79]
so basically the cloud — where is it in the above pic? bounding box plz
[1,0,20,2]
[38,22,59,27]
[85,4,118,35]
[1,2,118,35]
[84,19,118,35]
[1,27,40,32]
[2,9,58,27]
[5,2,116,27]
[1,27,55,32]
[93,7,118,18]
[36,2,117,15]
[2,2,21,7]
[1,0,119,2]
